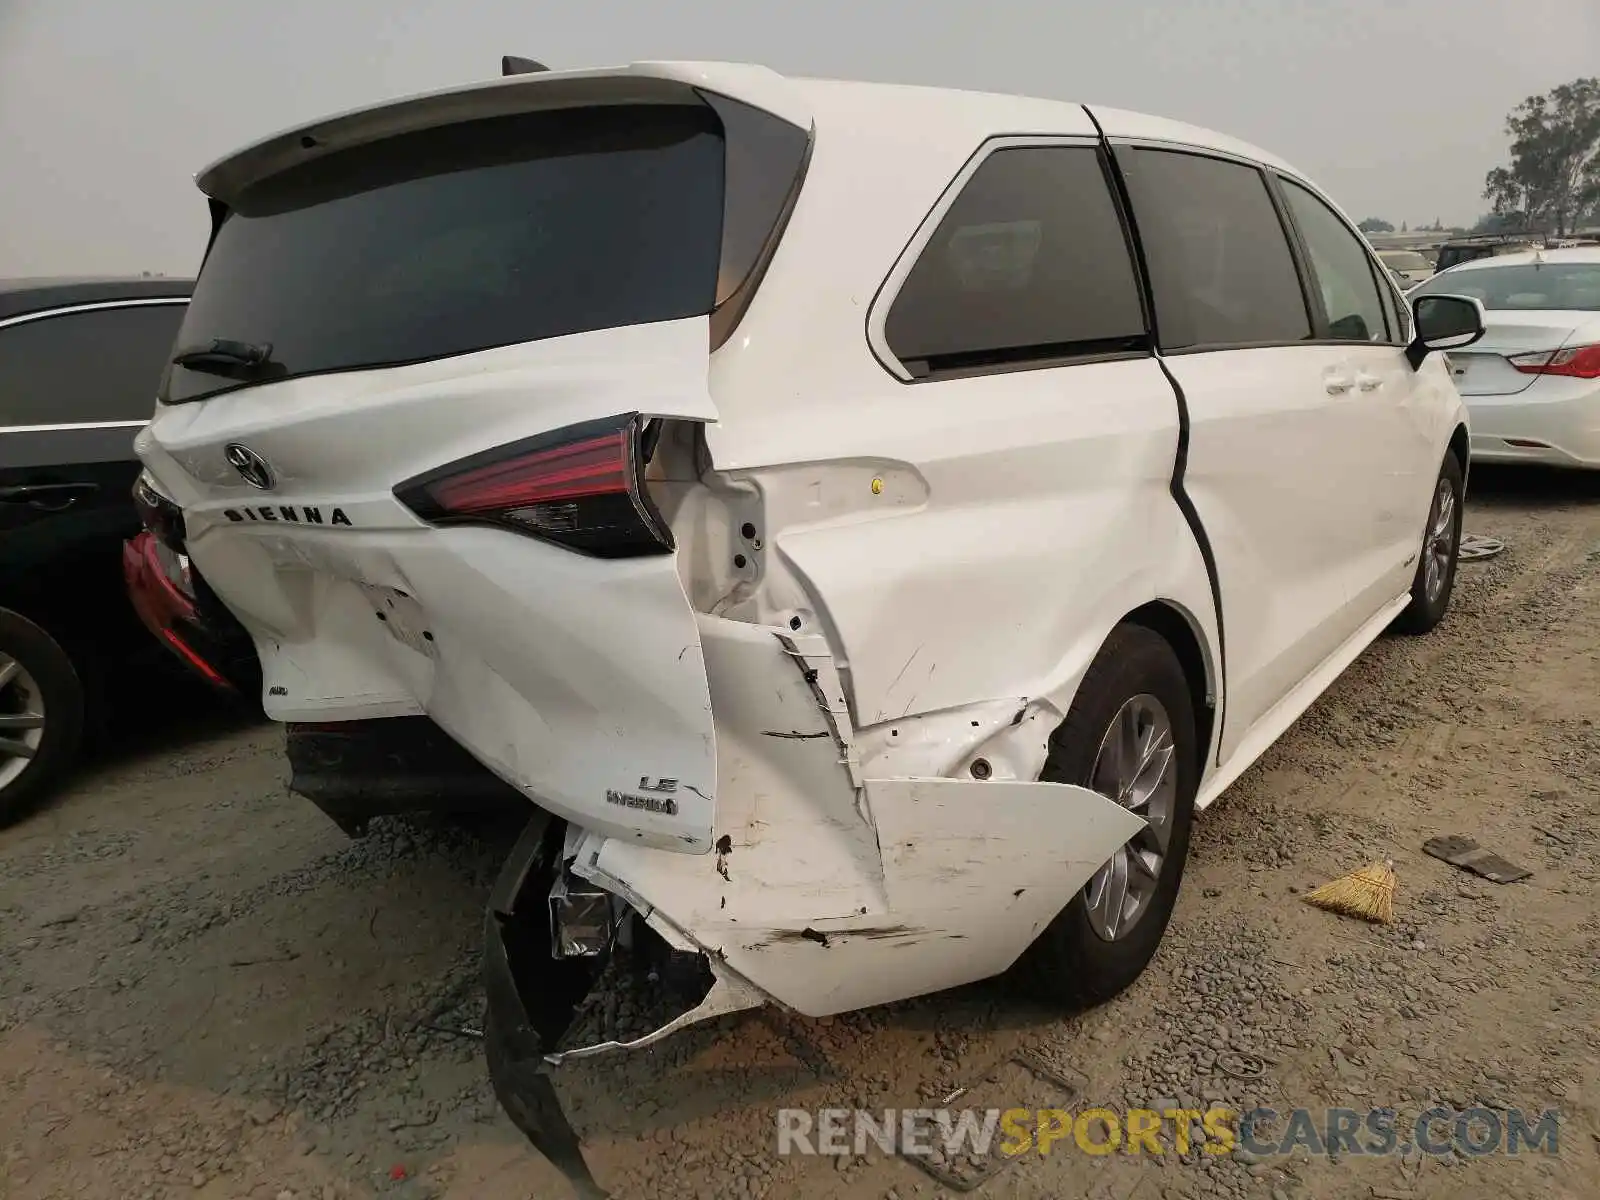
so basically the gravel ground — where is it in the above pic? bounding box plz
[1,466,1596,1200]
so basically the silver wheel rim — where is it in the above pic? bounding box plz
[1083,693,1177,942]
[0,653,46,790]
[1424,476,1456,603]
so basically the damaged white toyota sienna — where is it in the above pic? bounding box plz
[134,60,1486,1194]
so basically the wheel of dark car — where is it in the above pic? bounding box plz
[1394,452,1464,636]
[1010,623,1198,1009]
[0,608,86,826]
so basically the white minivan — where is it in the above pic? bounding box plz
[134,60,1486,1193]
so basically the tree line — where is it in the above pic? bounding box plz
[1358,77,1599,239]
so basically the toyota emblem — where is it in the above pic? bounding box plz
[224,443,274,490]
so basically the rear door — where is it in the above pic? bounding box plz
[1111,143,1384,761]
[137,95,810,855]
[1,300,187,589]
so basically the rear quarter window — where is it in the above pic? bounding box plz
[883,144,1148,377]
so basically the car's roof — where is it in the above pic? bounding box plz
[0,276,193,324]
[1435,246,1600,273]
[196,60,1303,201]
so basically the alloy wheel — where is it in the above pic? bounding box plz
[1082,693,1177,941]
[0,653,46,790]
[1424,476,1457,604]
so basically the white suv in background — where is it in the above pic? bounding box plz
[134,61,1486,1193]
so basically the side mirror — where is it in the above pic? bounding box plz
[1406,294,1486,370]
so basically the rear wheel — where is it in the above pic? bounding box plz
[1010,623,1198,1009]
[0,609,86,826]
[1394,452,1463,635]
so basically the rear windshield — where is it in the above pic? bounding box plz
[164,104,735,404]
[1411,262,1600,311]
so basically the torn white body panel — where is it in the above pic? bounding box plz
[571,617,1147,1018]
[580,774,1144,1018]
[708,358,1201,733]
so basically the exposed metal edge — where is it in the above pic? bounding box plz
[775,629,869,812]
[540,973,765,1065]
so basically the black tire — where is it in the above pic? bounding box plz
[1394,452,1464,636]
[0,608,86,827]
[1009,623,1198,1009]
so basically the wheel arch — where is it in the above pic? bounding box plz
[1120,599,1218,773]
[1448,422,1470,490]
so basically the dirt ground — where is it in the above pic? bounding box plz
[2,466,1596,1200]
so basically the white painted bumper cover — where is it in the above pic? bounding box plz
[1466,383,1600,468]
[578,775,1145,1020]
[569,614,1148,1024]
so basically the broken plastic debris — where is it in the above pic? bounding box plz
[1422,835,1530,883]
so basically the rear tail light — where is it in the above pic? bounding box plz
[1507,344,1600,379]
[152,538,194,599]
[133,471,185,546]
[393,413,673,559]
[132,472,194,597]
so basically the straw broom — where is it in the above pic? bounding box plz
[1302,859,1396,924]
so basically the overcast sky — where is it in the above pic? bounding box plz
[1,0,1595,278]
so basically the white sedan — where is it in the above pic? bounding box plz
[1409,247,1600,469]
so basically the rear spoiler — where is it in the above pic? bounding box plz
[192,61,812,205]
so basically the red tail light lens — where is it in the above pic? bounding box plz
[393,414,673,558]
[132,473,195,597]
[1508,344,1600,379]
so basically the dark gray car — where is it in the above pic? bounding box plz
[0,277,193,821]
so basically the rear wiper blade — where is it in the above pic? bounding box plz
[171,339,277,375]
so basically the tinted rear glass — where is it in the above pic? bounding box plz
[1119,149,1311,350]
[1,302,186,426]
[164,104,727,404]
[884,146,1147,374]
[1411,262,1600,311]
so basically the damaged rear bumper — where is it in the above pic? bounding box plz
[483,814,766,1199]
[479,617,1146,1195]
